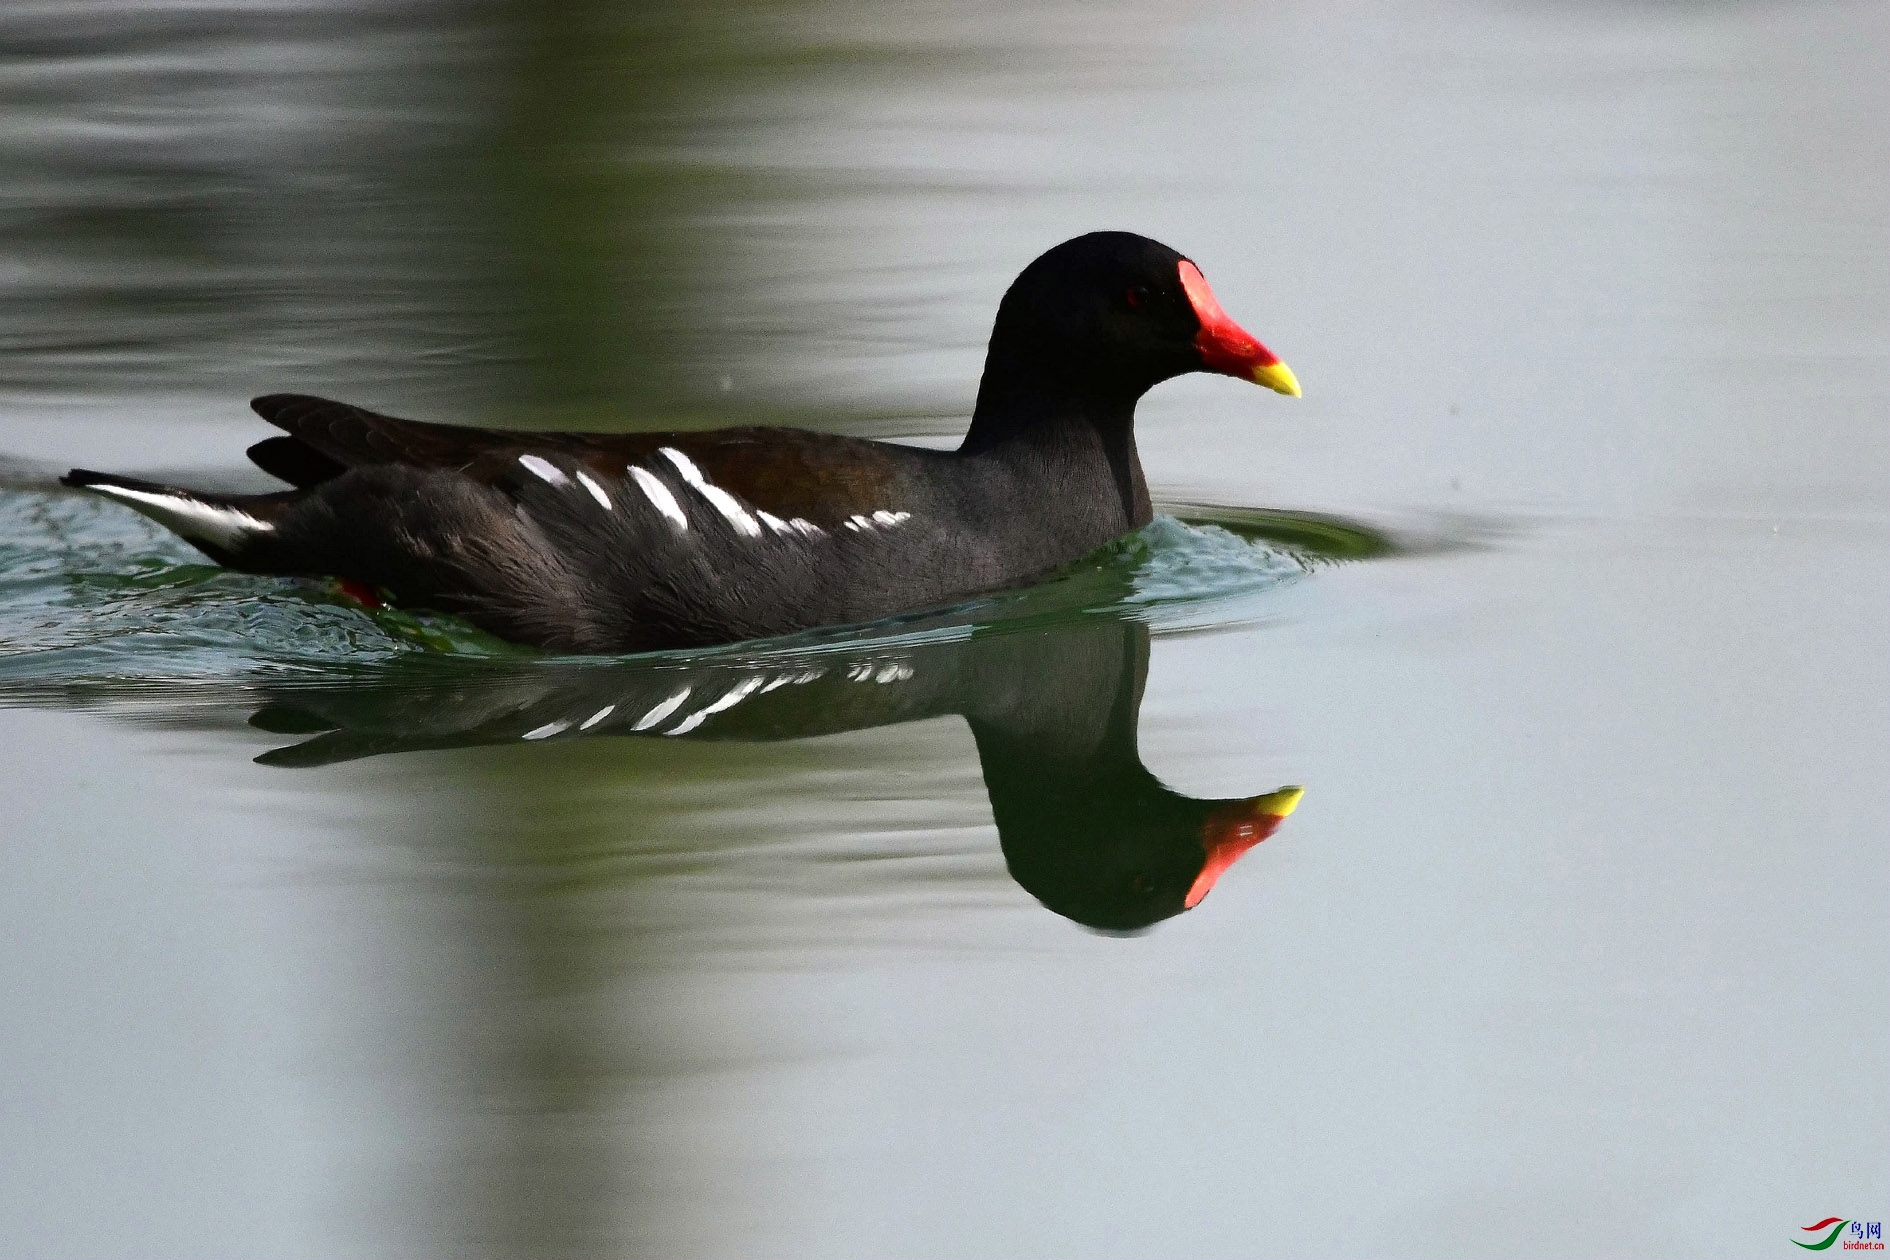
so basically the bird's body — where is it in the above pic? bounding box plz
[64,232,1297,652]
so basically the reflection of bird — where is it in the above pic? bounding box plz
[958,622,1301,930]
[62,233,1297,652]
[250,617,1301,931]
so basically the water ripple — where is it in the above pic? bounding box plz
[0,479,1397,689]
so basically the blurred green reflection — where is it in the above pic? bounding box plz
[2,4,1327,1256]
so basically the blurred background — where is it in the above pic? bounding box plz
[0,1,1885,1257]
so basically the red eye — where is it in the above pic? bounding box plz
[1125,285,1148,310]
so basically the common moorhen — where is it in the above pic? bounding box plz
[63,231,1298,652]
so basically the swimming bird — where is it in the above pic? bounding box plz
[62,231,1298,653]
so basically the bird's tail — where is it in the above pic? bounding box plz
[61,468,279,562]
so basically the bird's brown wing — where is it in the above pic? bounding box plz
[248,393,908,527]
[249,393,663,479]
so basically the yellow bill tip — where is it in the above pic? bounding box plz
[1256,785,1305,817]
[1252,360,1301,397]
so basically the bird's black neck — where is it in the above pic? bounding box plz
[959,361,1153,530]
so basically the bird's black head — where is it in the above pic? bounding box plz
[972,231,1299,422]
[989,775,1307,934]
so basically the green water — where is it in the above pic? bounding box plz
[1,2,1884,1258]
[0,477,1384,685]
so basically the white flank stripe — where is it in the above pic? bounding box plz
[759,674,794,694]
[574,469,612,510]
[874,663,913,683]
[628,466,688,531]
[655,445,704,482]
[579,704,616,730]
[664,675,766,736]
[872,510,911,527]
[631,686,692,730]
[658,447,762,538]
[522,719,572,740]
[756,509,793,536]
[87,483,274,550]
[694,482,762,537]
[790,518,824,538]
[518,454,570,486]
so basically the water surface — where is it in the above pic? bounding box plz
[1,2,1884,1257]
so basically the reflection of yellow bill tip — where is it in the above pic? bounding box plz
[1252,360,1301,398]
[1259,785,1305,817]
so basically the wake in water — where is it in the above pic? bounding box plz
[0,473,1397,689]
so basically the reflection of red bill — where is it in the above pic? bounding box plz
[1187,785,1305,908]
